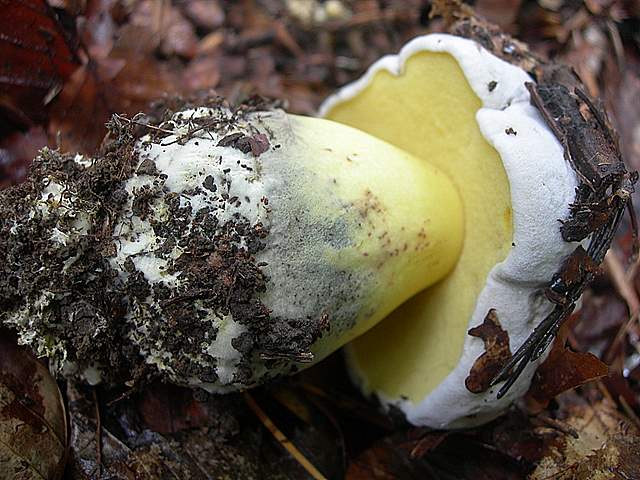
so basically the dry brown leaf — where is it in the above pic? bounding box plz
[527,318,609,410]
[49,24,183,154]
[0,126,48,188]
[67,381,342,479]
[465,309,512,393]
[346,423,529,480]
[530,397,640,479]
[0,333,67,480]
[474,0,523,29]
[129,0,199,59]
[0,0,80,132]
[181,0,226,32]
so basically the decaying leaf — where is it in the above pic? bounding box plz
[0,0,80,132]
[526,319,609,410]
[346,414,537,480]
[67,380,343,479]
[0,333,67,480]
[346,431,448,480]
[465,309,512,394]
[530,396,640,480]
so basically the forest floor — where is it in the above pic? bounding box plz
[1,1,640,478]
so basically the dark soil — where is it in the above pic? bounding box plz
[0,101,323,388]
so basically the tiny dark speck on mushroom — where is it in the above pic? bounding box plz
[505,127,517,136]
[488,81,498,92]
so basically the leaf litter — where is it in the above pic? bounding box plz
[1,0,640,478]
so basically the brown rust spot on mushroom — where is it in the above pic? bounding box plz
[503,207,512,231]
[414,226,431,252]
[353,188,386,222]
[465,309,512,394]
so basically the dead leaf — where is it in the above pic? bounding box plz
[527,318,609,410]
[129,0,199,59]
[68,380,345,479]
[0,126,47,188]
[0,332,67,480]
[530,396,640,479]
[466,309,512,393]
[136,382,211,434]
[181,0,226,32]
[474,0,523,29]
[347,423,531,480]
[346,433,432,480]
[49,25,183,154]
[0,0,80,132]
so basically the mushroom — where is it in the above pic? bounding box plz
[0,27,631,429]
[0,101,464,393]
[320,29,633,428]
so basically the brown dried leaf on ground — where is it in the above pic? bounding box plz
[48,2,184,154]
[465,309,512,394]
[474,0,522,30]
[0,127,48,189]
[0,331,67,480]
[129,0,200,59]
[136,382,212,435]
[530,395,640,479]
[526,316,609,411]
[606,48,640,173]
[0,0,80,133]
[346,431,448,480]
[346,417,535,480]
[67,383,200,479]
[67,380,341,479]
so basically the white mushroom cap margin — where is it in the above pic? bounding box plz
[320,34,581,428]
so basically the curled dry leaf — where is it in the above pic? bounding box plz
[526,318,609,410]
[465,309,512,394]
[530,396,640,480]
[0,333,67,480]
[0,0,80,131]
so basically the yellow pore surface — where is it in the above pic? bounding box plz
[324,52,513,402]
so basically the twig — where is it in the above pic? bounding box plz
[605,309,639,363]
[321,7,419,31]
[536,414,580,439]
[604,250,640,361]
[605,250,640,314]
[160,118,220,146]
[606,20,626,74]
[618,395,640,429]
[244,392,328,480]
[92,388,102,478]
[596,379,617,406]
[112,113,176,135]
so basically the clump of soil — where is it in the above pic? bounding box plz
[0,135,141,382]
[0,98,323,388]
